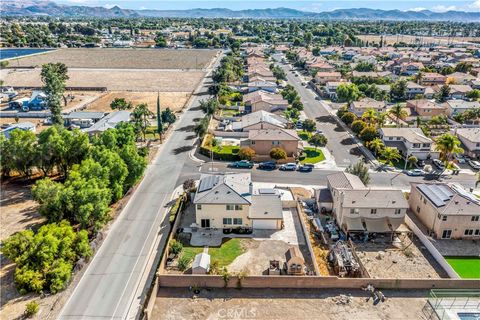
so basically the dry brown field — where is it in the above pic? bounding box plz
[2,69,205,92]
[358,34,480,46]
[5,48,218,69]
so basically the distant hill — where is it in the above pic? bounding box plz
[2,0,480,21]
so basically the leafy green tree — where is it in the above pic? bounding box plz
[437,84,450,102]
[5,129,37,177]
[359,125,378,142]
[25,301,39,318]
[58,128,90,177]
[302,119,316,132]
[194,117,209,138]
[154,34,167,47]
[41,63,69,125]
[390,79,407,101]
[361,108,377,125]
[366,137,384,156]
[351,120,367,134]
[270,147,287,161]
[454,62,472,73]
[466,89,480,101]
[91,147,128,202]
[341,112,357,125]
[381,147,402,166]
[308,134,328,150]
[354,61,375,72]
[37,125,63,176]
[435,133,464,163]
[199,98,219,115]
[407,155,418,169]
[291,97,304,111]
[32,178,66,222]
[161,108,176,125]
[119,144,147,190]
[336,83,361,103]
[110,98,132,110]
[346,161,370,185]
[389,104,408,127]
[1,220,91,294]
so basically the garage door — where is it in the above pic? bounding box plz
[252,219,278,230]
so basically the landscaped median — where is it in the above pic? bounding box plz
[300,147,325,164]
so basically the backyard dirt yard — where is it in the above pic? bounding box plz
[5,48,219,69]
[357,34,480,46]
[153,287,430,320]
[85,91,191,113]
[2,69,206,92]
[354,235,447,279]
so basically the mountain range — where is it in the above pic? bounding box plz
[2,0,480,21]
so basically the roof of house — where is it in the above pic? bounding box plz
[247,81,277,88]
[64,111,105,120]
[240,110,288,129]
[407,99,445,110]
[444,100,480,110]
[351,98,386,110]
[243,90,287,105]
[194,173,252,205]
[456,128,480,143]
[316,72,341,78]
[248,128,300,141]
[83,111,131,134]
[340,189,408,209]
[250,190,283,219]
[449,84,473,94]
[380,127,432,144]
[327,172,365,190]
[285,246,304,264]
[412,183,480,215]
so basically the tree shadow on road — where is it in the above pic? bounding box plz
[189,105,203,112]
[185,135,196,140]
[349,147,363,156]
[172,145,195,155]
[315,115,336,124]
[176,125,195,132]
[334,125,346,132]
[340,137,355,145]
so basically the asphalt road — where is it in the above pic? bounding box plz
[273,54,362,168]
[59,53,223,320]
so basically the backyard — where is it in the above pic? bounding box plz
[179,238,246,269]
[445,257,480,279]
[300,147,325,164]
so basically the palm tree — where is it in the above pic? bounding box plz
[362,108,377,125]
[377,112,387,127]
[435,133,464,164]
[132,103,154,141]
[407,155,418,169]
[389,104,408,127]
[382,147,402,166]
[367,137,384,156]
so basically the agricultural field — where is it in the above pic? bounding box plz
[4,48,219,69]
[2,69,206,92]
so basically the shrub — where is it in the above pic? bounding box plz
[25,301,39,318]
[169,239,183,255]
[341,112,357,125]
[351,120,367,134]
[238,147,256,160]
[359,126,378,142]
[269,147,287,161]
[177,255,191,272]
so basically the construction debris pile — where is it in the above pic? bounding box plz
[328,240,361,277]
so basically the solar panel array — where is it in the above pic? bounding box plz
[417,184,454,208]
[198,175,220,193]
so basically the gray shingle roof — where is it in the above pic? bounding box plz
[193,173,252,205]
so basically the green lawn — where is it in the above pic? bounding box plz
[378,158,407,170]
[445,257,480,278]
[211,145,240,155]
[221,109,239,117]
[181,238,245,267]
[297,130,312,141]
[300,147,325,164]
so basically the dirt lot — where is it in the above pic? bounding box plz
[354,234,447,279]
[2,69,206,92]
[5,48,219,69]
[86,91,191,113]
[153,287,430,320]
[357,34,480,46]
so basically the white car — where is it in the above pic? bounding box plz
[468,160,480,170]
[406,169,425,176]
[454,154,466,164]
[279,163,297,171]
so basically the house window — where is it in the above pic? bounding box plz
[350,208,358,214]
[389,137,393,141]
[223,218,232,225]
[396,137,401,141]
[422,143,430,148]
[371,209,377,214]
[226,204,235,210]
[272,141,280,145]
[413,143,420,148]
[233,218,243,225]
[442,215,448,221]
[472,216,479,222]
[251,141,256,145]
[475,229,480,236]
[464,229,474,236]
[395,209,402,215]
[196,204,202,210]
[441,230,452,239]
[235,205,243,210]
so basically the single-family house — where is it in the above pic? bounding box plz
[447,72,477,85]
[350,98,387,117]
[243,90,289,114]
[456,128,480,159]
[314,72,342,85]
[64,111,105,128]
[83,111,131,135]
[406,81,426,99]
[325,81,350,100]
[2,122,36,139]
[247,80,277,93]
[420,73,447,86]
[319,172,408,234]
[444,100,480,117]
[193,173,284,230]
[449,85,473,100]
[409,183,480,239]
[232,110,289,132]
[406,99,447,119]
[379,127,438,160]
[241,128,302,161]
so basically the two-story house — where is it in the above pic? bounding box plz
[406,81,426,99]
[420,73,447,86]
[444,100,480,117]
[241,128,302,161]
[314,72,342,85]
[409,183,480,239]
[193,173,283,230]
[379,127,439,160]
[350,98,387,117]
[318,172,408,234]
[406,99,447,119]
[456,128,480,159]
[243,90,289,114]
[231,110,289,132]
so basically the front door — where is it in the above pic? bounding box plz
[201,219,210,228]
[441,229,452,239]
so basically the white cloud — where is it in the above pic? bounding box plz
[466,0,480,10]
[409,7,427,12]
[431,5,458,12]
[103,3,119,9]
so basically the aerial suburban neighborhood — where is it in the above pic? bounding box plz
[0,1,480,319]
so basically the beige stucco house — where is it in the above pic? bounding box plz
[193,173,283,230]
[241,128,302,161]
[456,128,480,159]
[409,183,480,239]
[243,90,289,114]
[379,127,439,160]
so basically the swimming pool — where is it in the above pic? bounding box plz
[458,313,480,320]
[0,48,54,61]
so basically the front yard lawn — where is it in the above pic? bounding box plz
[445,257,480,278]
[181,238,245,267]
[221,109,240,117]
[211,145,240,155]
[300,147,325,164]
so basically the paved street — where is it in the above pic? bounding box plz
[273,54,362,168]
[59,53,223,320]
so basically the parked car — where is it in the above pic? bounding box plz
[296,121,303,129]
[468,160,480,170]
[298,164,314,172]
[279,163,297,171]
[405,169,425,176]
[258,161,277,170]
[454,154,466,164]
[230,160,254,169]
[315,129,324,135]
[433,159,445,170]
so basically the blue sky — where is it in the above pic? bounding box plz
[57,0,480,12]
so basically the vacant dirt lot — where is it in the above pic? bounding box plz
[5,48,219,69]
[86,91,191,113]
[358,34,480,46]
[354,235,447,279]
[153,287,429,320]
[2,69,205,92]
